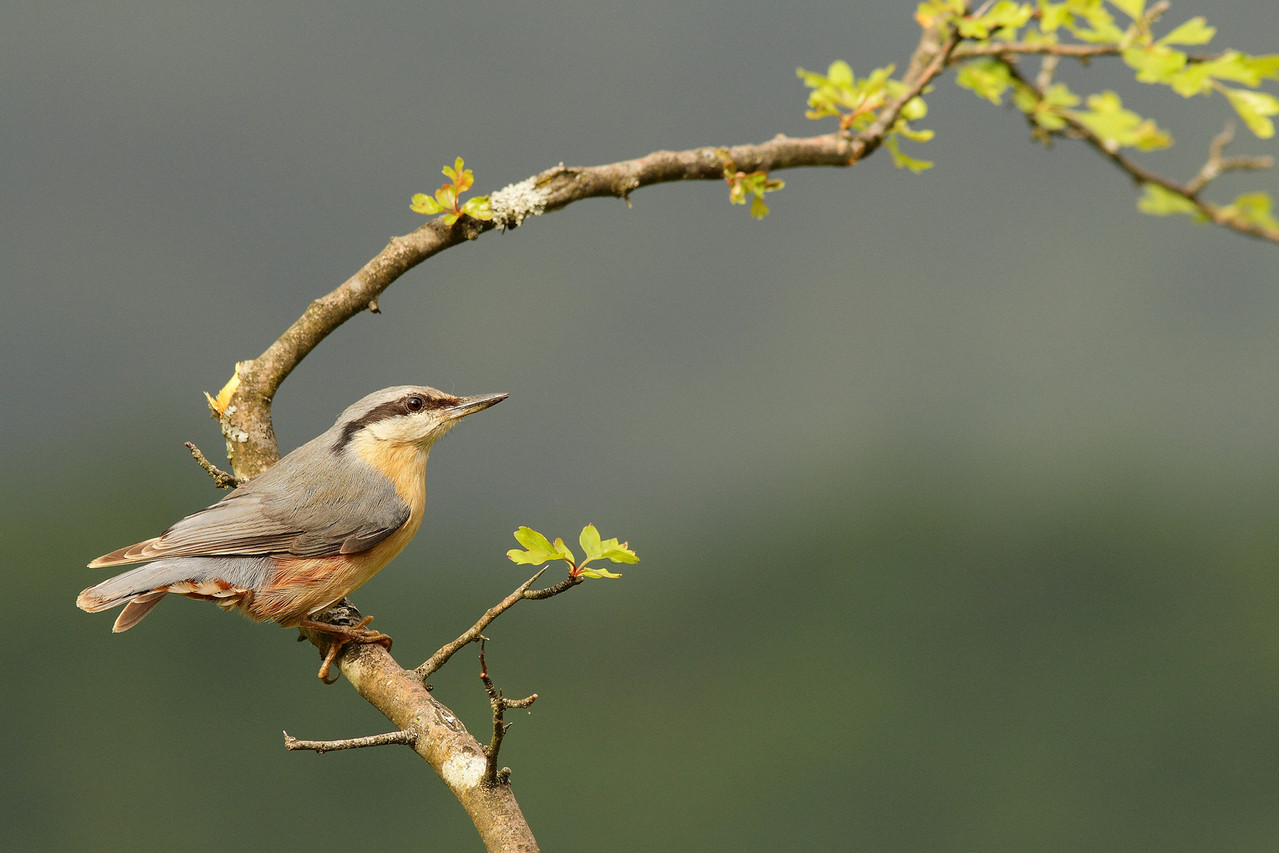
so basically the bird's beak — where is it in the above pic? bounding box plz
[448,392,508,419]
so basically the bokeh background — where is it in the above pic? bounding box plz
[5,2,1279,850]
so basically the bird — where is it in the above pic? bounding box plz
[77,385,506,678]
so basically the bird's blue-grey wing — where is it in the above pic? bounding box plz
[89,449,410,566]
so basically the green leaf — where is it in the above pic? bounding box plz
[1015,81,1079,132]
[1137,183,1202,218]
[1041,81,1082,110]
[1158,17,1215,46]
[460,195,493,220]
[827,59,853,87]
[895,122,935,143]
[578,524,640,564]
[900,95,928,123]
[955,59,1014,105]
[884,135,934,173]
[957,1,1033,39]
[1234,54,1279,86]
[442,156,465,183]
[551,537,576,563]
[410,193,443,214]
[795,66,826,89]
[1067,90,1172,150]
[1222,192,1279,231]
[577,566,623,579]
[507,526,575,566]
[727,171,783,219]
[914,0,965,28]
[1108,0,1144,21]
[1063,2,1125,44]
[1039,2,1071,33]
[579,523,602,559]
[1170,52,1279,97]
[987,1,1034,31]
[1221,86,1279,138]
[1122,45,1186,84]
[600,544,640,564]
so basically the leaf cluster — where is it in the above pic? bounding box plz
[717,150,786,219]
[913,1,1279,232]
[947,1,1279,141]
[411,158,494,225]
[506,524,638,579]
[796,60,935,173]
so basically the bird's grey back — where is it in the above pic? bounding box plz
[140,413,414,560]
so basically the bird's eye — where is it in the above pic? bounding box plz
[405,395,425,412]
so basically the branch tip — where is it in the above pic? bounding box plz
[184,441,242,489]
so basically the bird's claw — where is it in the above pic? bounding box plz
[300,615,393,683]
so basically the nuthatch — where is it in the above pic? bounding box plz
[77,385,506,667]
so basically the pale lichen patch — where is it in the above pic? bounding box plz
[490,178,547,229]
[442,751,487,790]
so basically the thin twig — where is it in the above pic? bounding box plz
[417,568,586,679]
[1145,0,1172,26]
[998,60,1279,243]
[479,640,538,788]
[522,575,583,600]
[184,441,242,489]
[283,729,417,754]
[951,42,1120,60]
[1185,124,1275,195]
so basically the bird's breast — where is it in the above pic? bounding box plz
[247,440,431,625]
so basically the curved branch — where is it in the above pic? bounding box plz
[216,23,958,480]
[220,135,861,476]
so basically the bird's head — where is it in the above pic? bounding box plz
[332,385,507,453]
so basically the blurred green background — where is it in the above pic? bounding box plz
[5,2,1279,850]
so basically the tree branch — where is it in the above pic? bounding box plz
[417,569,563,680]
[998,59,1279,244]
[220,134,864,475]
[283,729,417,754]
[1185,123,1275,196]
[295,606,540,852]
[216,21,959,480]
[950,42,1120,60]
[288,567,583,851]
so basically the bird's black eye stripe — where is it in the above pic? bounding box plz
[331,392,457,453]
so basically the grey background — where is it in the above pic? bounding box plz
[5,2,1279,850]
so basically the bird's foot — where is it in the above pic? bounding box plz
[299,615,393,683]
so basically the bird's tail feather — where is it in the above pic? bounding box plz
[77,557,271,631]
